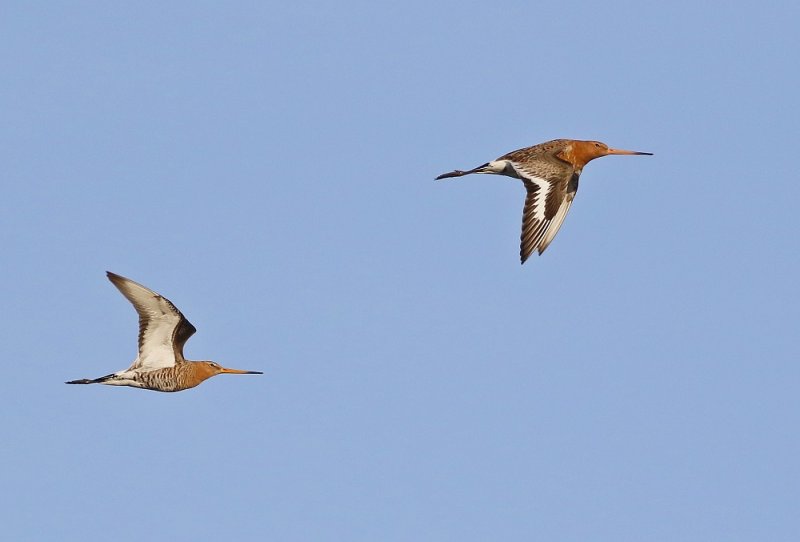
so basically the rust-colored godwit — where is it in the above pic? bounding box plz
[66,272,262,392]
[436,139,652,263]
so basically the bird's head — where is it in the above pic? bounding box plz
[559,140,652,170]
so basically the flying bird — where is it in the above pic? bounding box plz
[436,139,652,263]
[66,272,262,392]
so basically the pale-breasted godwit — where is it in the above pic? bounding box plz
[66,272,262,392]
[436,139,652,263]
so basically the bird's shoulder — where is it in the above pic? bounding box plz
[499,140,573,184]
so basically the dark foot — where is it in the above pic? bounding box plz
[65,373,115,385]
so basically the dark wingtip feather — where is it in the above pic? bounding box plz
[106,271,125,284]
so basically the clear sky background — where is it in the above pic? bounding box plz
[2,1,799,540]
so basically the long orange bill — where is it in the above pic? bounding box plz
[607,147,653,156]
[220,367,263,375]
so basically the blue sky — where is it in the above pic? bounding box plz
[2,1,799,540]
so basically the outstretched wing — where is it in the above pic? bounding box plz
[106,272,196,371]
[512,160,579,263]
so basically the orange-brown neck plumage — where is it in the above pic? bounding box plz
[557,140,610,171]
[187,361,220,387]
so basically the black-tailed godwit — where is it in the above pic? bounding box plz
[436,139,652,263]
[66,272,262,392]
